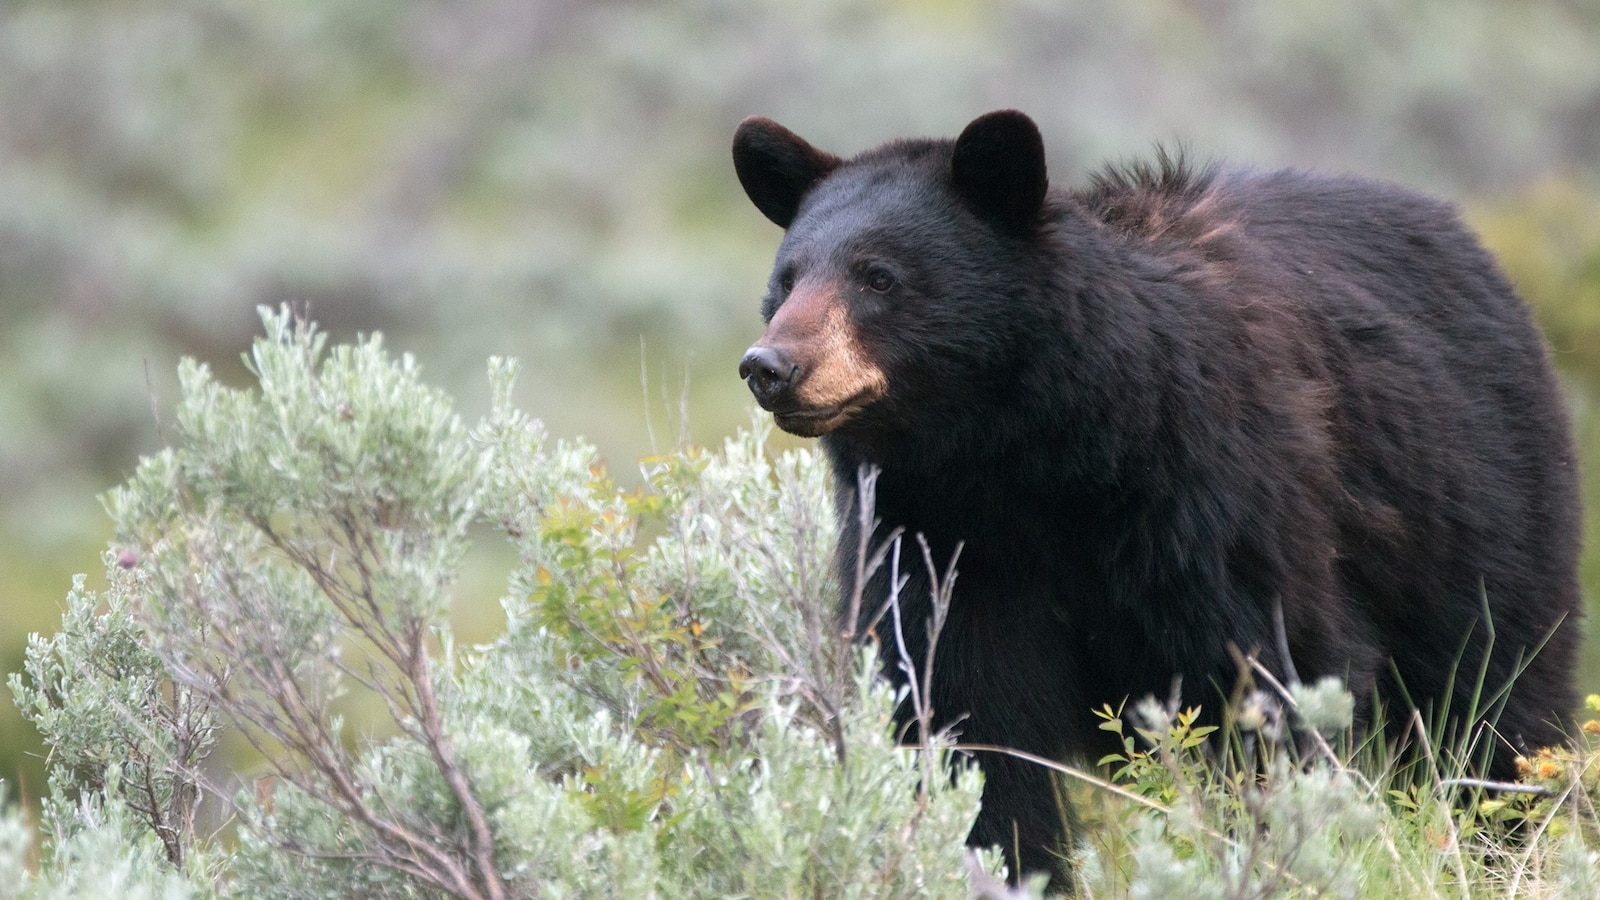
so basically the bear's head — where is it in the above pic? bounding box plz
[733,110,1052,440]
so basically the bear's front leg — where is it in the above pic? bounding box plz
[965,746,1075,891]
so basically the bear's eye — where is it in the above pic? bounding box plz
[866,269,896,293]
[778,271,796,294]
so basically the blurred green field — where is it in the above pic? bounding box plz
[3,0,1599,808]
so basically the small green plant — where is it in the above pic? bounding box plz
[1062,667,1600,898]
[1095,699,1221,806]
[1083,679,1382,898]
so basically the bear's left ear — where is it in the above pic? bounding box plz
[733,117,842,229]
[951,110,1048,233]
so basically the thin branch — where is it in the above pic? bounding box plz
[407,638,507,900]
[1436,777,1554,798]
[912,534,961,813]
[1411,709,1472,892]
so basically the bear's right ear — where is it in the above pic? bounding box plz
[732,117,842,229]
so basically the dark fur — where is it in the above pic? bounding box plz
[733,111,1582,887]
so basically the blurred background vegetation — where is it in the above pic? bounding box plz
[3,0,1598,811]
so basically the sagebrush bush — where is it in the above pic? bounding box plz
[4,307,990,899]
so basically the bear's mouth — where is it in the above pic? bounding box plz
[760,382,886,438]
[770,390,887,436]
[772,405,857,437]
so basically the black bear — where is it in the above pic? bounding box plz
[732,110,1582,886]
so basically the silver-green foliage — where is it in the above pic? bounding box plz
[8,572,215,872]
[8,306,987,898]
[0,783,207,900]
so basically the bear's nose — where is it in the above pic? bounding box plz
[739,345,800,404]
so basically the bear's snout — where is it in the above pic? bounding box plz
[739,281,890,437]
[739,345,800,406]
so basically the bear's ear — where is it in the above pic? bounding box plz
[732,117,842,229]
[951,110,1048,233]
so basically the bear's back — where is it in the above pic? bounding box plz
[1075,155,1582,761]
